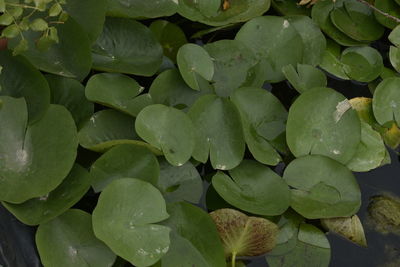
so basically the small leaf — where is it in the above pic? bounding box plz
[0,14,13,26]
[12,38,28,55]
[0,0,5,12]
[36,35,55,51]
[210,209,279,260]
[30,18,48,32]
[321,215,367,247]
[49,3,62,17]
[2,24,20,38]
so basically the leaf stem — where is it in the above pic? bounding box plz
[356,0,400,24]
[231,252,237,267]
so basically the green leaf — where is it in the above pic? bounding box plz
[230,87,287,165]
[49,3,62,16]
[90,144,159,192]
[46,74,94,128]
[2,164,92,226]
[271,0,311,16]
[0,0,5,13]
[286,87,361,164]
[283,155,361,219]
[149,69,213,111]
[321,215,367,247]
[204,40,263,97]
[2,24,19,38]
[159,202,226,267]
[320,39,350,80]
[64,0,106,43]
[36,209,116,267]
[92,18,163,77]
[210,209,278,259]
[282,64,327,93]
[340,46,383,82]
[235,16,304,83]
[149,20,187,62]
[92,178,171,267]
[389,25,400,46]
[372,77,400,128]
[374,0,400,29]
[30,18,48,31]
[0,13,13,25]
[12,38,29,55]
[78,109,157,153]
[85,73,152,117]
[106,0,178,18]
[389,45,400,73]
[188,94,245,170]
[135,104,195,166]
[178,0,271,26]
[36,35,56,51]
[177,43,214,91]
[266,223,331,267]
[212,160,291,216]
[0,50,50,123]
[346,122,386,172]
[157,159,203,204]
[10,17,92,81]
[0,96,77,204]
[330,0,384,42]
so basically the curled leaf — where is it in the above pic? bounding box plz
[321,215,367,247]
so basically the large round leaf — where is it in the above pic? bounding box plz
[204,40,263,97]
[135,104,195,166]
[157,159,202,204]
[10,17,92,81]
[85,73,152,117]
[235,16,304,82]
[2,164,91,226]
[177,44,214,91]
[106,0,177,18]
[36,209,116,267]
[149,69,213,111]
[330,0,384,42]
[90,144,159,192]
[0,96,78,203]
[372,77,400,127]
[188,95,245,170]
[286,87,361,164]
[92,18,163,77]
[212,160,290,216]
[231,87,287,165]
[64,0,106,43]
[45,74,93,128]
[159,202,226,267]
[178,0,271,26]
[92,178,171,267]
[0,50,50,123]
[283,155,361,219]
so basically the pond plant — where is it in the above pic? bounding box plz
[1,0,400,266]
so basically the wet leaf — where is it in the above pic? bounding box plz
[92,178,170,267]
[36,209,116,267]
[283,155,361,219]
[212,160,291,216]
[321,215,367,247]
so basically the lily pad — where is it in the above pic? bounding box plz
[10,17,92,81]
[92,178,171,267]
[330,0,384,42]
[106,0,177,18]
[149,69,213,111]
[374,0,400,29]
[176,43,214,91]
[0,50,50,124]
[157,159,203,204]
[372,77,400,127]
[286,87,361,164]
[85,73,152,117]
[212,160,291,216]
[2,164,92,226]
[321,215,367,247]
[135,104,195,166]
[210,208,278,261]
[178,0,271,26]
[230,87,287,165]
[90,144,159,192]
[204,40,262,97]
[45,74,94,128]
[188,94,245,170]
[235,15,304,82]
[36,209,116,267]
[0,96,77,204]
[283,155,361,219]
[92,18,163,77]
[341,46,383,82]
[158,202,226,267]
[320,39,350,80]
[282,64,327,93]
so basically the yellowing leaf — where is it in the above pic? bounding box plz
[321,215,367,247]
